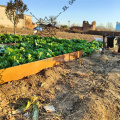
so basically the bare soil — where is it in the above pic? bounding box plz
[54,32,103,42]
[0,27,33,35]
[0,27,102,41]
[0,27,119,119]
[37,31,103,42]
[0,49,120,120]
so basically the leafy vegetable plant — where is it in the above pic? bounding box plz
[0,34,102,69]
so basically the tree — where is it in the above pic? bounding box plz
[61,25,69,29]
[106,22,114,31]
[71,23,76,27]
[96,23,107,31]
[49,16,57,25]
[5,0,27,35]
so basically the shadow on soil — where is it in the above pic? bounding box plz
[0,49,120,120]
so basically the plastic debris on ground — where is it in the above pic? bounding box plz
[43,105,56,113]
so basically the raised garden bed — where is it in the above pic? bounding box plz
[0,50,82,84]
[0,34,102,84]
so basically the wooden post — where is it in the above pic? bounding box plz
[102,34,106,54]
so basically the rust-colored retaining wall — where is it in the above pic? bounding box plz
[0,50,83,84]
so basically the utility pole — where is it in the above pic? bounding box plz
[68,20,70,28]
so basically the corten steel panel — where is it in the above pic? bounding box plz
[0,50,83,84]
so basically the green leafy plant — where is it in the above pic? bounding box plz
[0,34,102,69]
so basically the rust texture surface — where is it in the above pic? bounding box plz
[0,50,83,84]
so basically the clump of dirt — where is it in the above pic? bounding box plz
[0,49,120,120]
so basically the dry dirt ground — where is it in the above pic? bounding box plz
[0,27,33,35]
[0,26,103,41]
[0,49,120,120]
[54,32,103,42]
[37,31,103,42]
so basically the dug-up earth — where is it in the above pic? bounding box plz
[0,49,120,120]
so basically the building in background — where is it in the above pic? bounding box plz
[83,21,96,31]
[0,5,35,29]
[116,22,120,31]
[71,21,96,31]
[18,14,36,29]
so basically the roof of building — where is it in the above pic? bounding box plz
[0,5,6,7]
[24,14,32,17]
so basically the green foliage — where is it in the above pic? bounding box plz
[5,0,27,35]
[61,25,69,29]
[0,34,103,69]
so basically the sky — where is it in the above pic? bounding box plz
[1,0,120,28]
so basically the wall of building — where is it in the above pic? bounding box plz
[24,14,35,29]
[83,21,90,30]
[71,21,96,31]
[0,5,32,29]
[92,21,96,30]
[83,21,96,31]
[0,5,14,28]
[24,15,32,23]
[116,22,120,31]
[17,19,25,28]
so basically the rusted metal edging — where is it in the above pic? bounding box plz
[0,50,83,84]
